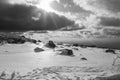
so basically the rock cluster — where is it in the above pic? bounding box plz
[0,35,37,44]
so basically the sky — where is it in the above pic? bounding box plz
[0,0,120,38]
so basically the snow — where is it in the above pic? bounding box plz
[0,32,120,79]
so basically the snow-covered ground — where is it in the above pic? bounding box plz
[0,32,120,80]
[0,42,120,79]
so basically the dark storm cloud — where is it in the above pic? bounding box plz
[0,0,8,3]
[100,17,120,27]
[0,3,74,31]
[0,4,34,20]
[73,0,120,15]
[50,0,92,29]
[73,0,120,28]
[97,0,120,13]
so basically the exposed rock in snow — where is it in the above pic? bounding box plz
[80,57,88,61]
[72,48,79,50]
[0,34,38,44]
[7,37,26,44]
[80,45,88,48]
[34,47,44,53]
[58,49,74,56]
[73,44,79,47]
[105,49,116,54]
[38,40,42,42]
[0,32,120,80]
[45,40,56,48]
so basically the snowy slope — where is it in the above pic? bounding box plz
[0,31,120,79]
[0,41,120,79]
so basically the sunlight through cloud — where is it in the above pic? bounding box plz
[37,0,55,12]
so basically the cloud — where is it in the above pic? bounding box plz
[73,0,120,18]
[100,17,120,27]
[0,0,7,3]
[0,3,74,31]
[96,0,120,13]
[1,0,120,38]
[51,0,90,14]
[70,0,120,37]
[50,0,92,27]
[4,0,92,30]
[54,0,120,38]
[103,27,120,37]
[72,0,120,23]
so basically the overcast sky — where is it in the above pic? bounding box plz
[0,0,120,37]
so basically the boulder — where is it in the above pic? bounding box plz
[34,47,44,53]
[59,49,74,56]
[105,49,115,54]
[80,57,87,61]
[45,40,56,48]
[72,48,79,50]
[27,39,37,44]
[38,40,42,42]
[73,44,79,47]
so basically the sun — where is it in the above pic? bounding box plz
[37,0,54,12]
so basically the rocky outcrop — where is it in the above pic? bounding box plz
[105,49,115,54]
[0,35,38,44]
[27,39,37,44]
[34,47,44,53]
[58,49,74,56]
[38,40,41,42]
[7,36,26,44]
[45,41,56,48]
[73,44,79,47]
[80,57,87,61]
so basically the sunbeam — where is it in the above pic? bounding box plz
[37,0,55,12]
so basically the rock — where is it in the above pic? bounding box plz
[7,39,15,43]
[80,45,87,48]
[32,40,37,44]
[73,44,79,47]
[59,49,74,56]
[1,35,26,44]
[38,40,41,42]
[27,39,37,44]
[0,35,39,44]
[80,57,87,61]
[7,37,26,44]
[34,47,44,53]
[72,48,79,50]
[105,49,116,54]
[45,40,56,48]
[88,45,97,48]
